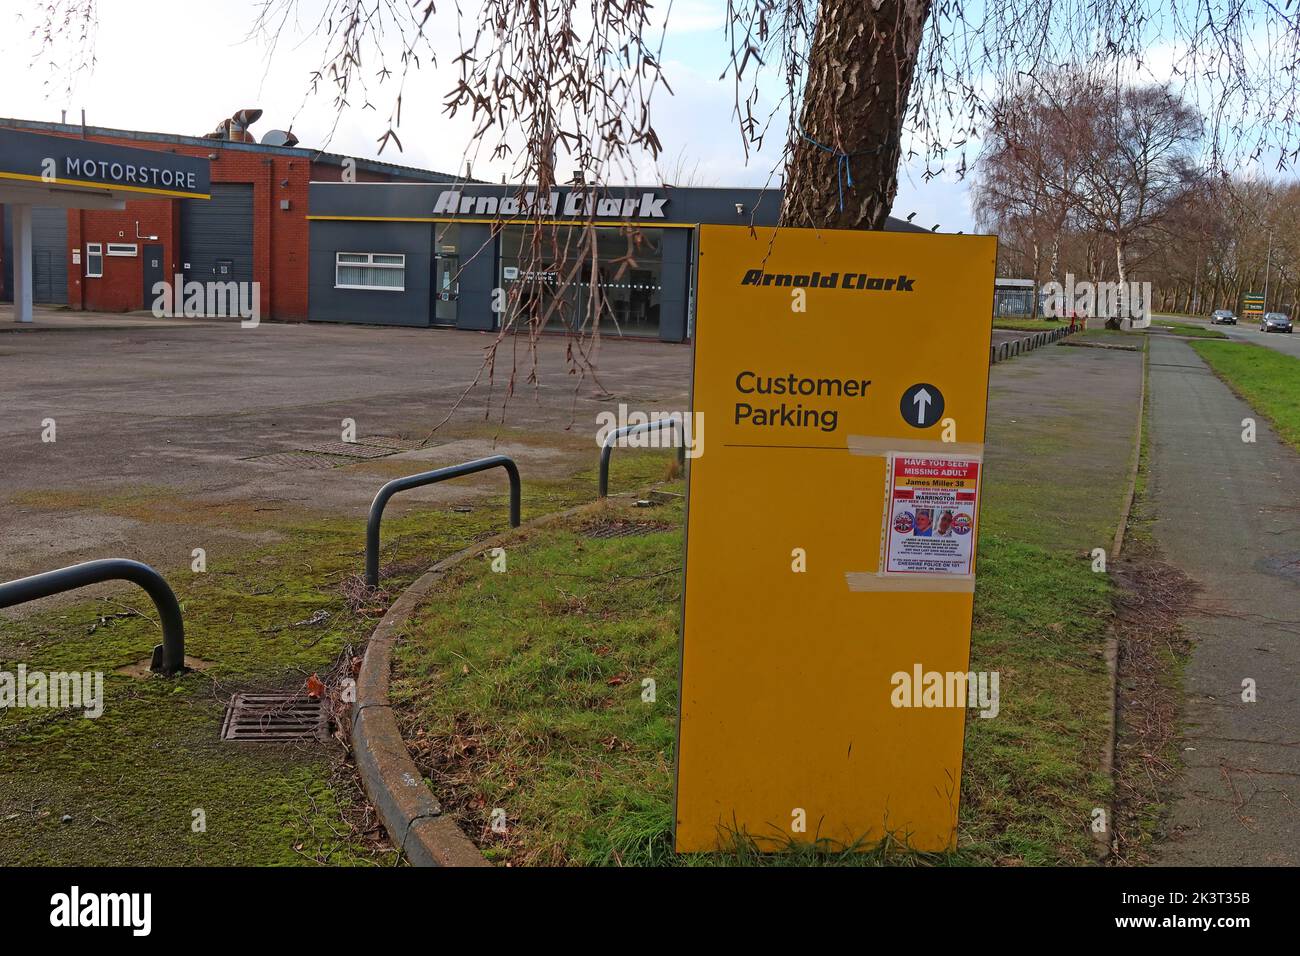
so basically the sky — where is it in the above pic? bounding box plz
[0,0,976,231]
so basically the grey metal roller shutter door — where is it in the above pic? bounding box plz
[32,206,69,304]
[181,184,254,285]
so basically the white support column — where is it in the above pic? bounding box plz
[11,203,33,323]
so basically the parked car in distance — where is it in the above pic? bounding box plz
[1261,312,1294,333]
[1210,309,1237,325]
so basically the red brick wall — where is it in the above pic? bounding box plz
[7,126,412,321]
[69,198,175,312]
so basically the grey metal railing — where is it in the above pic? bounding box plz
[0,559,186,674]
[365,455,521,587]
[989,324,1076,365]
[598,418,687,498]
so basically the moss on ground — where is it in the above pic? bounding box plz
[1,448,675,865]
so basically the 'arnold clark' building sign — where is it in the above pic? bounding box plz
[0,126,210,199]
[433,187,668,220]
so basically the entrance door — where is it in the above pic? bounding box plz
[433,253,459,326]
[143,244,165,312]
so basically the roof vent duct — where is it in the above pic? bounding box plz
[203,108,263,143]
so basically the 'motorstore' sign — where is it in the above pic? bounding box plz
[0,127,210,199]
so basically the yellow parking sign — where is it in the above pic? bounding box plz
[675,224,997,853]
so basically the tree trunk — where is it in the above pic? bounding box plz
[781,0,933,229]
[1106,239,1128,329]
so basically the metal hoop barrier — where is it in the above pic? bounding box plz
[364,455,521,587]
[598,419,687,498]
[0,559,186,674]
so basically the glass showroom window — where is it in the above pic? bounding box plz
[497,225,664,336]
[335,252,406,291]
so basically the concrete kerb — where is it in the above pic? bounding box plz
[350,496,625,866]
[1093,335,1150,861]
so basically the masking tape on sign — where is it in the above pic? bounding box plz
[844,571,976,594]
[847,435,985,460]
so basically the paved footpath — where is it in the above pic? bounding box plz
[1148,336,1300,865]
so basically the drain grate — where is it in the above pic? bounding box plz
[300,440,396,459]
[583,521,666,540]
[360,435,431,451]
[240,451,352,470]
[220,693,326,742]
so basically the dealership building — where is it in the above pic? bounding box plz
[3,114,920,341]
[0,115,457,321]
[307,182,794,341]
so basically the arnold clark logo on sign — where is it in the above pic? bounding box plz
[740,267,916,292]
[433,188,667,219]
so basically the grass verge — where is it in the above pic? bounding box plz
[391,472,1114,866]
[992,319,1070,332]
[1149,320,1227,339]
[1189,340,1300,451]
[1074,328,1141,345]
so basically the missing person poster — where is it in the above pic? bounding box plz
[883,455,981,575]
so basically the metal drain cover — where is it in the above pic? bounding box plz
[361,435,430,451]
[221,693,326,742]
[300,440,395,459]
[583,521,665,540]
[240,451,351,470]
